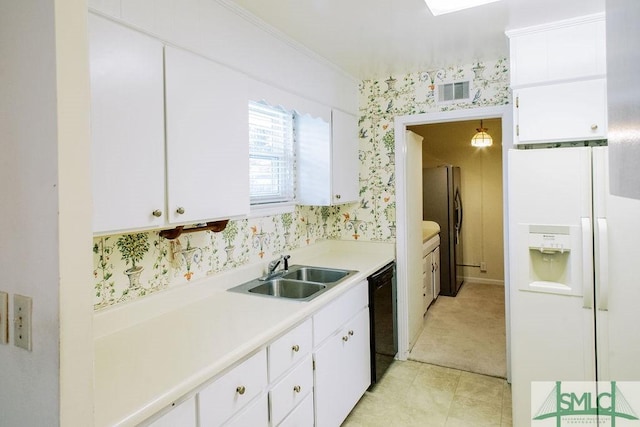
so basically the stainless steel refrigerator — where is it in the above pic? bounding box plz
[422,166,463,296]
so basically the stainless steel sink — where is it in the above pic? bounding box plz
[248,279,326,299]
[281,266,349,283]
[228,265,357,302]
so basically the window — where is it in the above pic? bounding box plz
[248,101,295,206]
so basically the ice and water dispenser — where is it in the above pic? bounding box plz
[525,225,577,294]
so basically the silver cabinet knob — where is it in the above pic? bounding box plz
[293,385,301,393]
[176,207,185,215]
[292,344,300,352]
[335,194,341,200]
[348,330,354,336]
[591,124,598,130]
[342,335,349,342]
[152,209,162,217]
[236,386,246,395]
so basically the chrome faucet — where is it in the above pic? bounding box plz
[261,254,290,280]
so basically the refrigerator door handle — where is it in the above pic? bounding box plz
[582,217,594,309]
[596,217,609,311]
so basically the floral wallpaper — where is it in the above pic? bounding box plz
[92,58,510,310]
[93,205,349,309]
[350,58,510,242]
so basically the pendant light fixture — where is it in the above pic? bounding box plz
[471,119,493,147]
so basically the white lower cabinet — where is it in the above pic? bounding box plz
[267,319,314,426]
[145,396,197,427]
[269,355,313,426]
[198,349,267,426]
[422,251,433,314]
[278,392,314,427]
[141,281,373,427]
[422,235,440,314]
[225,395,268,427]
[313,281,371,427]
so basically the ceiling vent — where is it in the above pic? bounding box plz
[437,81,470,103]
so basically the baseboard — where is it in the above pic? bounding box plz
[463,276,505,286]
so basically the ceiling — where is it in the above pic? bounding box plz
[225,0,605,80]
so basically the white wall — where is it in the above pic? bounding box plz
[88,0,358,114]
[0,1,94,425]
[0,2,61,424]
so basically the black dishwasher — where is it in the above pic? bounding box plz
[368,261,397,386]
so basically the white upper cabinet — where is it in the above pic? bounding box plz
[297,109,359,206]
[331,109,360,204]
[89,14,166,233]
[164,46,250,224]
[507,14,607,145]
[90,16,250,234]
[507,14,606,88]
[515,79,608,144]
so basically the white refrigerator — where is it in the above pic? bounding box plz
[508,145,640,426]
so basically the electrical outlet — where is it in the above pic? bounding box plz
[0,291,8,344]
[14,294,32,351]
[480,261,487,272]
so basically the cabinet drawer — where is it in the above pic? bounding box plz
[269,355,313,426]
[313,280,368,346]
[224,394,268,427]
[145,396,196,427]
[269,318,312,382]
[198,349,267,426]
[277,392,314,427]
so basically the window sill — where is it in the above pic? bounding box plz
[248,202,296,218]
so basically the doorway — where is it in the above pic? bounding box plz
[408,118,505,377]
[392,106,513,381]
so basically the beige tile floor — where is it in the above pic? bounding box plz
[343,360,512,427]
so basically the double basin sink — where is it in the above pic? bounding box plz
[229,265,357,302]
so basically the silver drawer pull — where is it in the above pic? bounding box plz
[342,336,349,342]
[176,206,185,215]
[591,124,598,130]
[236,386,246,395]
[152,209,162,217]
[348,330,354,336]
[293,385,301,393]
[292,344,300,352]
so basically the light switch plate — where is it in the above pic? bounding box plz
[14,294,32,351]
[0,291,8,344]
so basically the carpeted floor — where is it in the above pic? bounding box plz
[409,282,507,378]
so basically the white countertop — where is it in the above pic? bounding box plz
[422,221,440,242]
[93,240,395,426]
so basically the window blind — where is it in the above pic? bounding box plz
[249,101,295,205]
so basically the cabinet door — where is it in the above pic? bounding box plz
[314,308,370,427]
[89,14,166,233]
[509,18,606,86]
[515,79,607,144]
[423,252,433,313]
[433,247,441,299]
[165,46,249,224]
[331,109,359,204]
[313,280,368,346]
